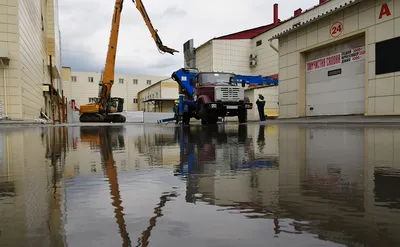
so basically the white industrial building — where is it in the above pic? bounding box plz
[185,0,400,119]
[184,4,282,120]
[0,0,63,120]
[62,67,170,112]
[270,0,400,118]
[137,79,179,112]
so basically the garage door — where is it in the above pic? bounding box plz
[306,36,366,116]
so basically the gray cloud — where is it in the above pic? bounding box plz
[162,5,188,18]
[59,0,318,76]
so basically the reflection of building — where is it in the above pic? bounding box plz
[64,126,149,178]
[174,124,400,246]
[278,126,400,246]
[132,125,180,167]
[0,127,67,246]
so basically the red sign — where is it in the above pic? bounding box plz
[330,21,343,37]
[306,54,341,72]
[306,46,365,72]
[341,46,366,64]
[378,3,391,19]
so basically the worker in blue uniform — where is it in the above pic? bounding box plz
[256,94,266,121]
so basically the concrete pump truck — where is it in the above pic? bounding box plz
[78,0,178,123]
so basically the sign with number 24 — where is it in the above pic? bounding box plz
[330,22,343,37]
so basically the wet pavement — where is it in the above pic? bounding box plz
[0,124,400,247]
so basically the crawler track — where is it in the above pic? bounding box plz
[79,113,126,123]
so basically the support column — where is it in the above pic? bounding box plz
[49,55,55,122]
[57,89,61,123]
[62,91,65,123]
[65,97,68,123]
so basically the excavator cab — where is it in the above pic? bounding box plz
[107,98,124,113]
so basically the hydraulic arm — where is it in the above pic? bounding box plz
[79,0,179,123]
[132,0,179,55]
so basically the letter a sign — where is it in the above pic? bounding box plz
[378,3,392,19]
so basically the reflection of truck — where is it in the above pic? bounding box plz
[159,68,278,125]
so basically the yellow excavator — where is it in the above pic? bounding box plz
[79,0,179,123]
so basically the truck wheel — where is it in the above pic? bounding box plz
[200,103,217,125]
[207,115,218,125]
[182,113,190,125]
[238,108,247,123]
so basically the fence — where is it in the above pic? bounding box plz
[66,105,175,124]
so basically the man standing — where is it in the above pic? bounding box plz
[256,94,266,121]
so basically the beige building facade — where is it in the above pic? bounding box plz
[190,3,281,78]
[62,67,170,112]
[194,35,280,79]
[185,0,400,119]
[270,0,400,118]
[0,0,62,120]
[138,79,179,112]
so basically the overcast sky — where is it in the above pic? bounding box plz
[59,0,317,77]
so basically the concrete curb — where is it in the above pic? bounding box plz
[0,119,54,126]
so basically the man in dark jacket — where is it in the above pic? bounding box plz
[256,94,266,121]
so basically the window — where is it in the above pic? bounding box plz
[89,97,97,103]
[41,14,44,31]
[133,98,138,103]
[74,165,80,176]
[133,79,138,85]
[156,92,158,98]
[256,40,262,47]
[376,37,400,75]
[71,76,77,82]
[119,78,124,84]
[91,163,97,173]
[147,80,151,85]
[88,77,94,83]
[121,160,127,171]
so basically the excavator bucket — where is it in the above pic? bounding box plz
[160,45,179,55]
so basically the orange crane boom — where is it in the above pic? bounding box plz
[133,0,179,55]
[78,0,178,123]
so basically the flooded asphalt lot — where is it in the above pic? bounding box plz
[0,123,400,247]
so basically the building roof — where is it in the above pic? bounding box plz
[268,0,363,40]
[195,23,280,50]
[215,23,277,40]
[137,77,172,94]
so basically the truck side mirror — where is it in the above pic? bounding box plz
[190,78,195,86]
[241,80,246,88]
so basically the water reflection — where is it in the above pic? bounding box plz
[80,126,131,247]
[172,125,400,247]
[1,124,400,246]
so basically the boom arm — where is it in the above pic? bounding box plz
[132,0,179,55]
[170,68,279,99]
[99,0,124,112]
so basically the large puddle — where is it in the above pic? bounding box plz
[0,124,399,247]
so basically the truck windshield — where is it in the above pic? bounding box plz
[199,73,238,86]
